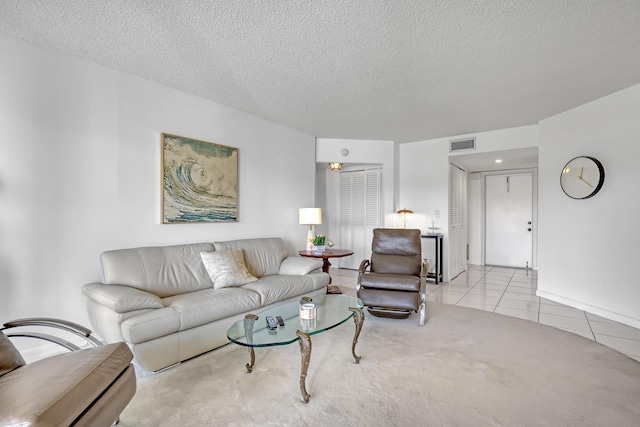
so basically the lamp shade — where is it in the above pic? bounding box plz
[396,208,413,228]
[299,208,322,225]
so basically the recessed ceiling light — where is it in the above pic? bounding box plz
[495,159,502,163]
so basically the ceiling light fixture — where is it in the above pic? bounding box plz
[495,159,503,163]
[329,162,343,171]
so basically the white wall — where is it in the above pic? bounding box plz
[400,126,539,281]
[538,83,640,328]
[0,36,318,326]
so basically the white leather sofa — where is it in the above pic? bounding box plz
[82,237,329,372]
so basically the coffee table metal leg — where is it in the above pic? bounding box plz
[246,347,255,373]
[243,314,258,373]
[296,330,312,403]
[349,307,364,363]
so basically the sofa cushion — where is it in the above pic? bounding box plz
[241,273,329,307]
[214,238,287,278]
[121,288,263,344]
[200,250,258,289]
[101,243,215,297]
[162,288,262,330]
[0,342,132,427]
[279,256,323,275]
[0,332,25,377]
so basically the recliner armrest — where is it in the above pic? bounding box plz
[356,259,370,292]
[82,283,164,313]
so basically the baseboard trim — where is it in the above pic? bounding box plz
[537,290,640,329]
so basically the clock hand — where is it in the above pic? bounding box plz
[578,167,584,179]
[578,175,594,187]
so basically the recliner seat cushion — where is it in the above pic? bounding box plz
[359,272,421,292]
[0,342,133,427]
[358,288,420,312]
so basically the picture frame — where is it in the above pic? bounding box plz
[161,133,238,223]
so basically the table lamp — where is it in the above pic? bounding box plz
[396,208,413,228]
[299,208,322,251]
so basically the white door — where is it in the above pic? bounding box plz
[485,173,533,268]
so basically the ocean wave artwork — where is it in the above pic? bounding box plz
[162,134,238,223]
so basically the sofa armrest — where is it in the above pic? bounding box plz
[82,283,164,313]
[279,256,323,275]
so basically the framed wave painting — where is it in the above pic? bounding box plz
[162,133,238,223]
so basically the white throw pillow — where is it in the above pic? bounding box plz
[200,250,258,289]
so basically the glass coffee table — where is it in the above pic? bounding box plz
[227,294,364,403]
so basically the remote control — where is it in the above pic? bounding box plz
[265,316,278,330]
[276,316,285,327]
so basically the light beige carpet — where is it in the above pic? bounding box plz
[120,303,640,426]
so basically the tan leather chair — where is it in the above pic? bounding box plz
[0,318,136,426]
[357,228,427,325]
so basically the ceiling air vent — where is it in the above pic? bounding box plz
[449,138,476,152]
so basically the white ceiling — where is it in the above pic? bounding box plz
[1,1,640,143]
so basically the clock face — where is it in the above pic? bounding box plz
[560,156,605,199]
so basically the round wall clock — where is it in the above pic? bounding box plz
[560,156,605,199]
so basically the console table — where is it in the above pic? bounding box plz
[421,234,443,284]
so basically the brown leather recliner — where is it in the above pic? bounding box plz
[0,318,136,426]
[357,228,427,325]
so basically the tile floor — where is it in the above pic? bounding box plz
[332,265,640,362]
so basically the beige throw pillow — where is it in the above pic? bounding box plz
[201,249,258,289]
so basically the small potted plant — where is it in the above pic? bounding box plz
[313,235,326,254]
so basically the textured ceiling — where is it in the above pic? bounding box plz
[1,1,640,142]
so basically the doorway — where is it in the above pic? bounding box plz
[484,171,535,268]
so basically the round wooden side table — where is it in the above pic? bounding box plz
[298,249,354,294]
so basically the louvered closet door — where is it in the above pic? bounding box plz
[339,169,383,269]
[449,164,467,279]
[365,169,383,260]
